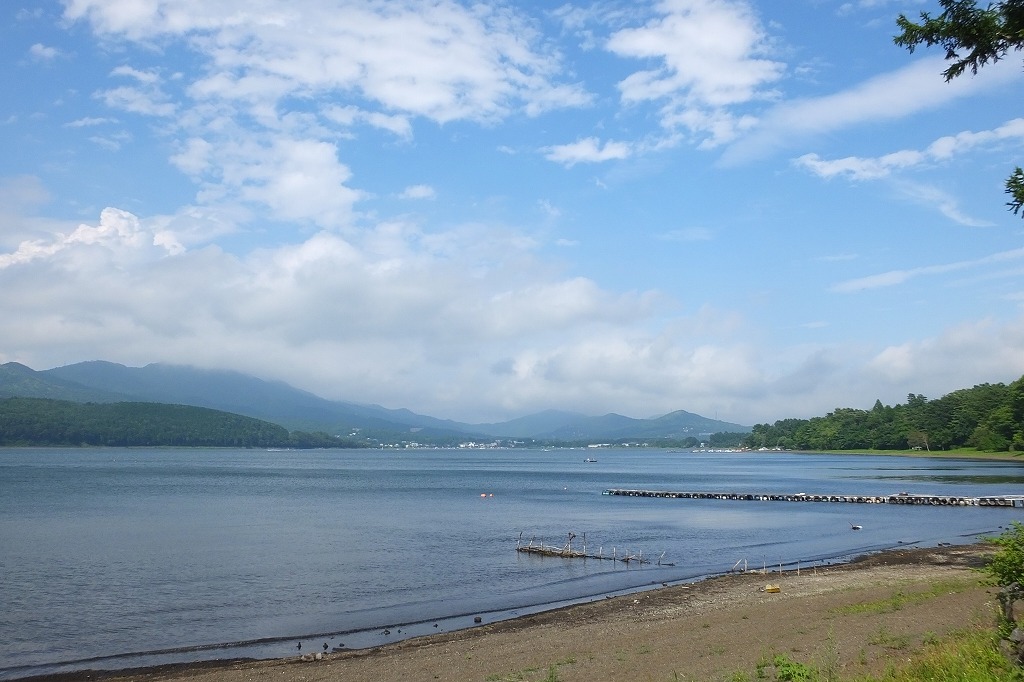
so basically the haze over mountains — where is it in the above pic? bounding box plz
[0,361,750,443]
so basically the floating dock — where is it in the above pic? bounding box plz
[603,489,1024,507]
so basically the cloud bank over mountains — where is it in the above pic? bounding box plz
[2,0,1023,424]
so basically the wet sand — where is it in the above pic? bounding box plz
[21,543,1000,682]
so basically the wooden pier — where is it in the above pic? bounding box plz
[515,532,662,564]
[603,489,1024,508]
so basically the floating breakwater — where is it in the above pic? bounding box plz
[603,489,1024,507]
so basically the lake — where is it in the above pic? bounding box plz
[1,447,1022,679]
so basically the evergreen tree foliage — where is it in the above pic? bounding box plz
[895,0,1024,217]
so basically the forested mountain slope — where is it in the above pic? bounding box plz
[0,398,348,448]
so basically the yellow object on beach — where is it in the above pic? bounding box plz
[764,584,781,593]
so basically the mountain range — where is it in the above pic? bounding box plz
[0,361,750,442]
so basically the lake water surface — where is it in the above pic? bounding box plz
[2,447,1022,679]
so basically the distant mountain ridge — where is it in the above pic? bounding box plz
[0,361,750,441]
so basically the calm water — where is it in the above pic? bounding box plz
[1,447,1023,679]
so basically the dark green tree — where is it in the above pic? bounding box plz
[895,0,1024,217]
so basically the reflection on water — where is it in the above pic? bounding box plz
[853,474,1024,485]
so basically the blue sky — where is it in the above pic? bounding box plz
[2,0,1023,426]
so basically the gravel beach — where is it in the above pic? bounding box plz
[23,542,1001,682]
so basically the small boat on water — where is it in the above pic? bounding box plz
[851,523,863,530]
[584,458,597,463]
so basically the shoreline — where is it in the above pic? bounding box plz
[12,541,999,682]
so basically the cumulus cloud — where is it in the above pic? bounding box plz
[0,208,183,269]
[60,0,593,233]
[606,0,784,146]
[171,135,363,229]
[64,0,590,124]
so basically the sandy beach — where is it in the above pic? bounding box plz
[28,542,1001,682]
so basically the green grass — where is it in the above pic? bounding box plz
[831,579,977,616]
[736,627,1021,681]
[851,627,1022,681]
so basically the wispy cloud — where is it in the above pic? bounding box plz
[721,57,1024,164]
[65,117,117,128]
[793,119,1024,226]
[832,247,1024,293]
[659,227,714,242]
[795,118,1024,180]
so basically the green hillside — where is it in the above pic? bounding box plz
[0,397,352,448]
[743,375,1024,453]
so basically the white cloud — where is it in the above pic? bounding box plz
[232,138,364,228]
[543,137,632,166]
[796,118,1024,181]
[3,207,1023,424]
[399,184,436,200]
[722,57,1024,164]
[832,247,1024,293]
[606,0,784,146]
[894,181,993,227]
[0,207,182,270]
[866,317,1024,392]
[110,65,162,85]
[321,105,413,139]
[65,0,590,124]
[795,150,924,181]
[793,118,1024,225]
[0,206,671,419]
[65,117,117,128]
[28,43,59,61]
[62,0,596,233]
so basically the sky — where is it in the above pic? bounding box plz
[2,0,1024,427]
